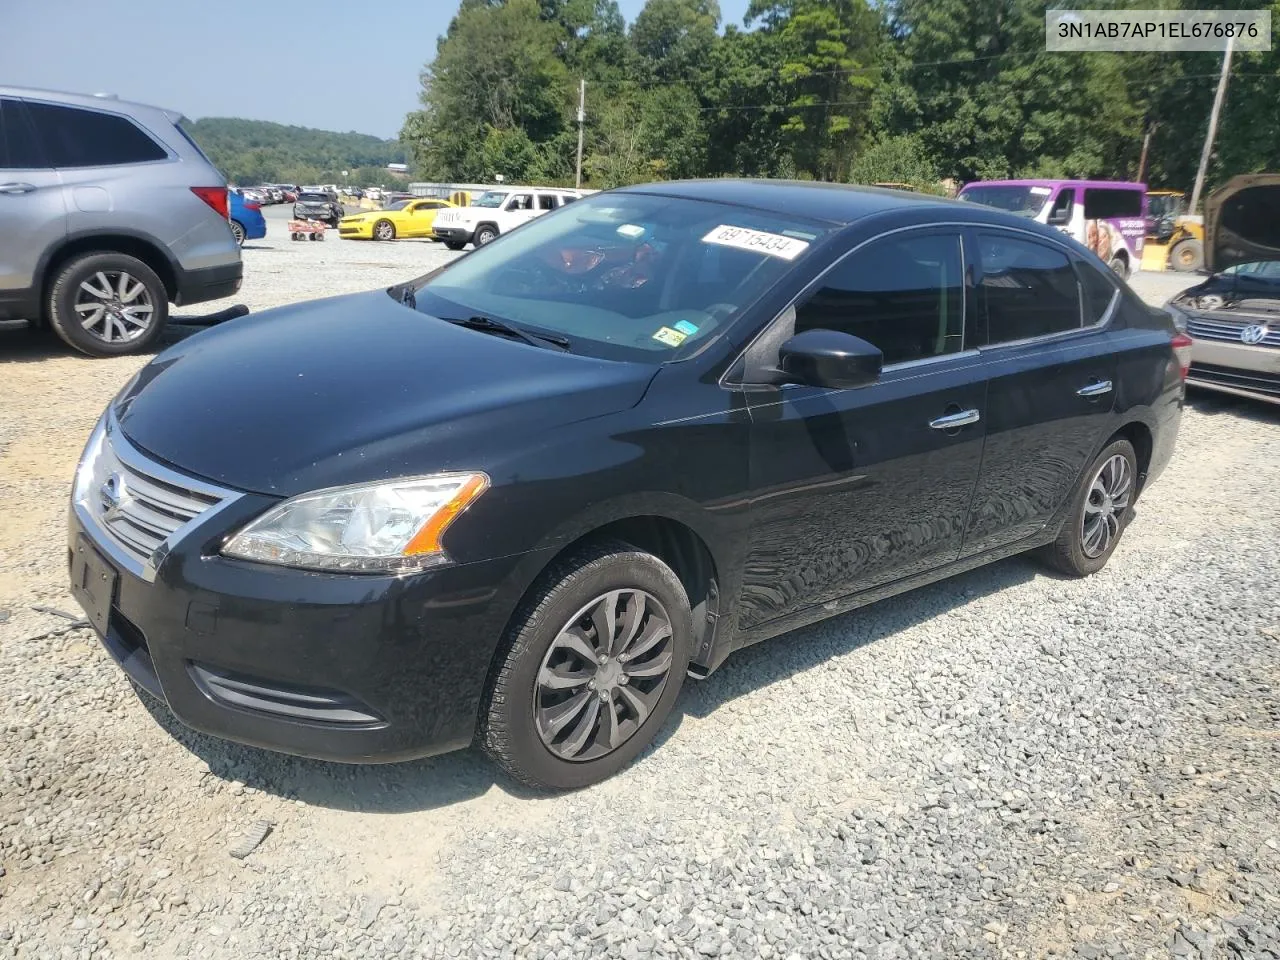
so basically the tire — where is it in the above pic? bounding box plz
[47,252,168,357]
[1170,238,1204,272]
[373,219,396,241]
[480,540,693,791]
[1038,438,1138,578]
[230,220,246,247]
[475,224,498,247]
[1108,255,1129,280]
[445,240,466,251]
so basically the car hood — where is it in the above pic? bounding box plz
[115,291,657,497]
[1205,174,1280,273]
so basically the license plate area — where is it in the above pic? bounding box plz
[71,535,118,635]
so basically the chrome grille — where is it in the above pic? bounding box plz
[1186,316,1280,347]
[75,416,237,577]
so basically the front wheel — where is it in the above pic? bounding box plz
[373,219,395,241]
[480,542,692,791]
[444,240,466,251]
[474,225,498,246]
[1038,438,1138,577]
[1170,238,1204,272]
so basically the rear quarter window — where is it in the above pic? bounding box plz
[1083,188,1143,220]
[24,101,168,168]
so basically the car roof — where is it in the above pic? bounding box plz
[614,178,964,226]
[0,84,182,122]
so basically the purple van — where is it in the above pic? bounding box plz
[957,179,1148,278]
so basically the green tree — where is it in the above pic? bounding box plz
[630,0,721,83]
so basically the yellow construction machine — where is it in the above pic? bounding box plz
[1143,190,1206,272]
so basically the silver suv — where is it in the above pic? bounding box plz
[0,86,242,356]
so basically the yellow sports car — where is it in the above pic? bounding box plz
[338,198,455,241]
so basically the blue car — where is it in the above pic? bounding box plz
[229,190,267,246]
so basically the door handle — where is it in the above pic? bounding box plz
[0,182,36,195]
[1076,379,1113,397]
[929,408,981,430]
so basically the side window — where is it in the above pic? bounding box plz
[1078,260,1118,324]
[25,101,168,168]
[0,99,45,170]
[794,232,965,367]
[507,194,533,211]
[1083,188,1143,220]
[537,194,559,211]
[560,194,578,205]
[978,233,1081,343]
[1047,188,1074,225]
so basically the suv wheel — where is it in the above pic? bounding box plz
[475,225,498,246]
[1039,438,1137,577]
[480,541,692,790]
[47,253,168,357]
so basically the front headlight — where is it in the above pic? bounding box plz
[222,473,489,574]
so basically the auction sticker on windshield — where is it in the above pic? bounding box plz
[702,225,811,261]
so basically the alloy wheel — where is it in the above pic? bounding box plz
[534,589,675,762]
[374,221,394,240]
[74,271,156,345]
[230,220,246,246]
[1081,453,1132,559]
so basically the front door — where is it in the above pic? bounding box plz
[738,228,988,631]
[960,229,1120,557]
[0,97,65,318]
[406,200,441,237]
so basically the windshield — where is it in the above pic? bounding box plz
[1222,261,1280,282]
[405,192,829,363]
[472,192,508,209]
[959,185,1052,218]
[297,193,329,203]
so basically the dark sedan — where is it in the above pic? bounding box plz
[69,181,1187,790]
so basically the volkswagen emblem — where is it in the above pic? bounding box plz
[1241,324,1268,345]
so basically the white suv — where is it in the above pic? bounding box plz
[432,187,582,250]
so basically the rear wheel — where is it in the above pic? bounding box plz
[1108,255,1129,280]
[480,541,692,791]
[230,220,246,246]
[1038,438,1138,577]
[373,219,396,241]
[47,253,168,357]
[1170,238,1204,272]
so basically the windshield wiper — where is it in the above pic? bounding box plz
[442,315,570,350]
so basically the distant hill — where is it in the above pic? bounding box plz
[185,117,409,187]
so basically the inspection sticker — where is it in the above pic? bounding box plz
[652,326,688,347]
[673,319,700,336]
[702,225,810,261]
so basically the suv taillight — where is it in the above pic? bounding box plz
[1171,332,1193,380]
[191,186,229,220]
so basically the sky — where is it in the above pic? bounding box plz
[5,0,752,140]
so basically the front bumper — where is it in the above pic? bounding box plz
[338,221,374,239]
[432,225,474,244]
[67,424,540,763]
[1188,336,1280,405]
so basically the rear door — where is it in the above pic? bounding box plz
[738,227,989,629]
[960,228,1120,557]
[0,97,64,318]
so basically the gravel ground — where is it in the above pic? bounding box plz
[2,225,1278,960]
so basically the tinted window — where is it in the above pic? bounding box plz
[1048,188,1074,223]
[25,102,167,167]
[0,99,44,169]
[1083,188,1143,220]
[509,194,533,211]
[795,232,965,366]
[1078,261,1118,324]
[537,194,559,211]
[978,233,1081,343]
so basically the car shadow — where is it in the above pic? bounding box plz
[0,310,249,364]
[1185,387,1280,423]
[134,552,1042,814]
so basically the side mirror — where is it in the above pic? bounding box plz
[1047,208,1071,226]
[778,329,883,389]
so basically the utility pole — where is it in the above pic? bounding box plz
[1137,126,1153,182]
[1189,36,1234,215]
[575,78,586,189]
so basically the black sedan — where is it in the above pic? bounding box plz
[69,180,1187,790]
[292,190,343,227]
